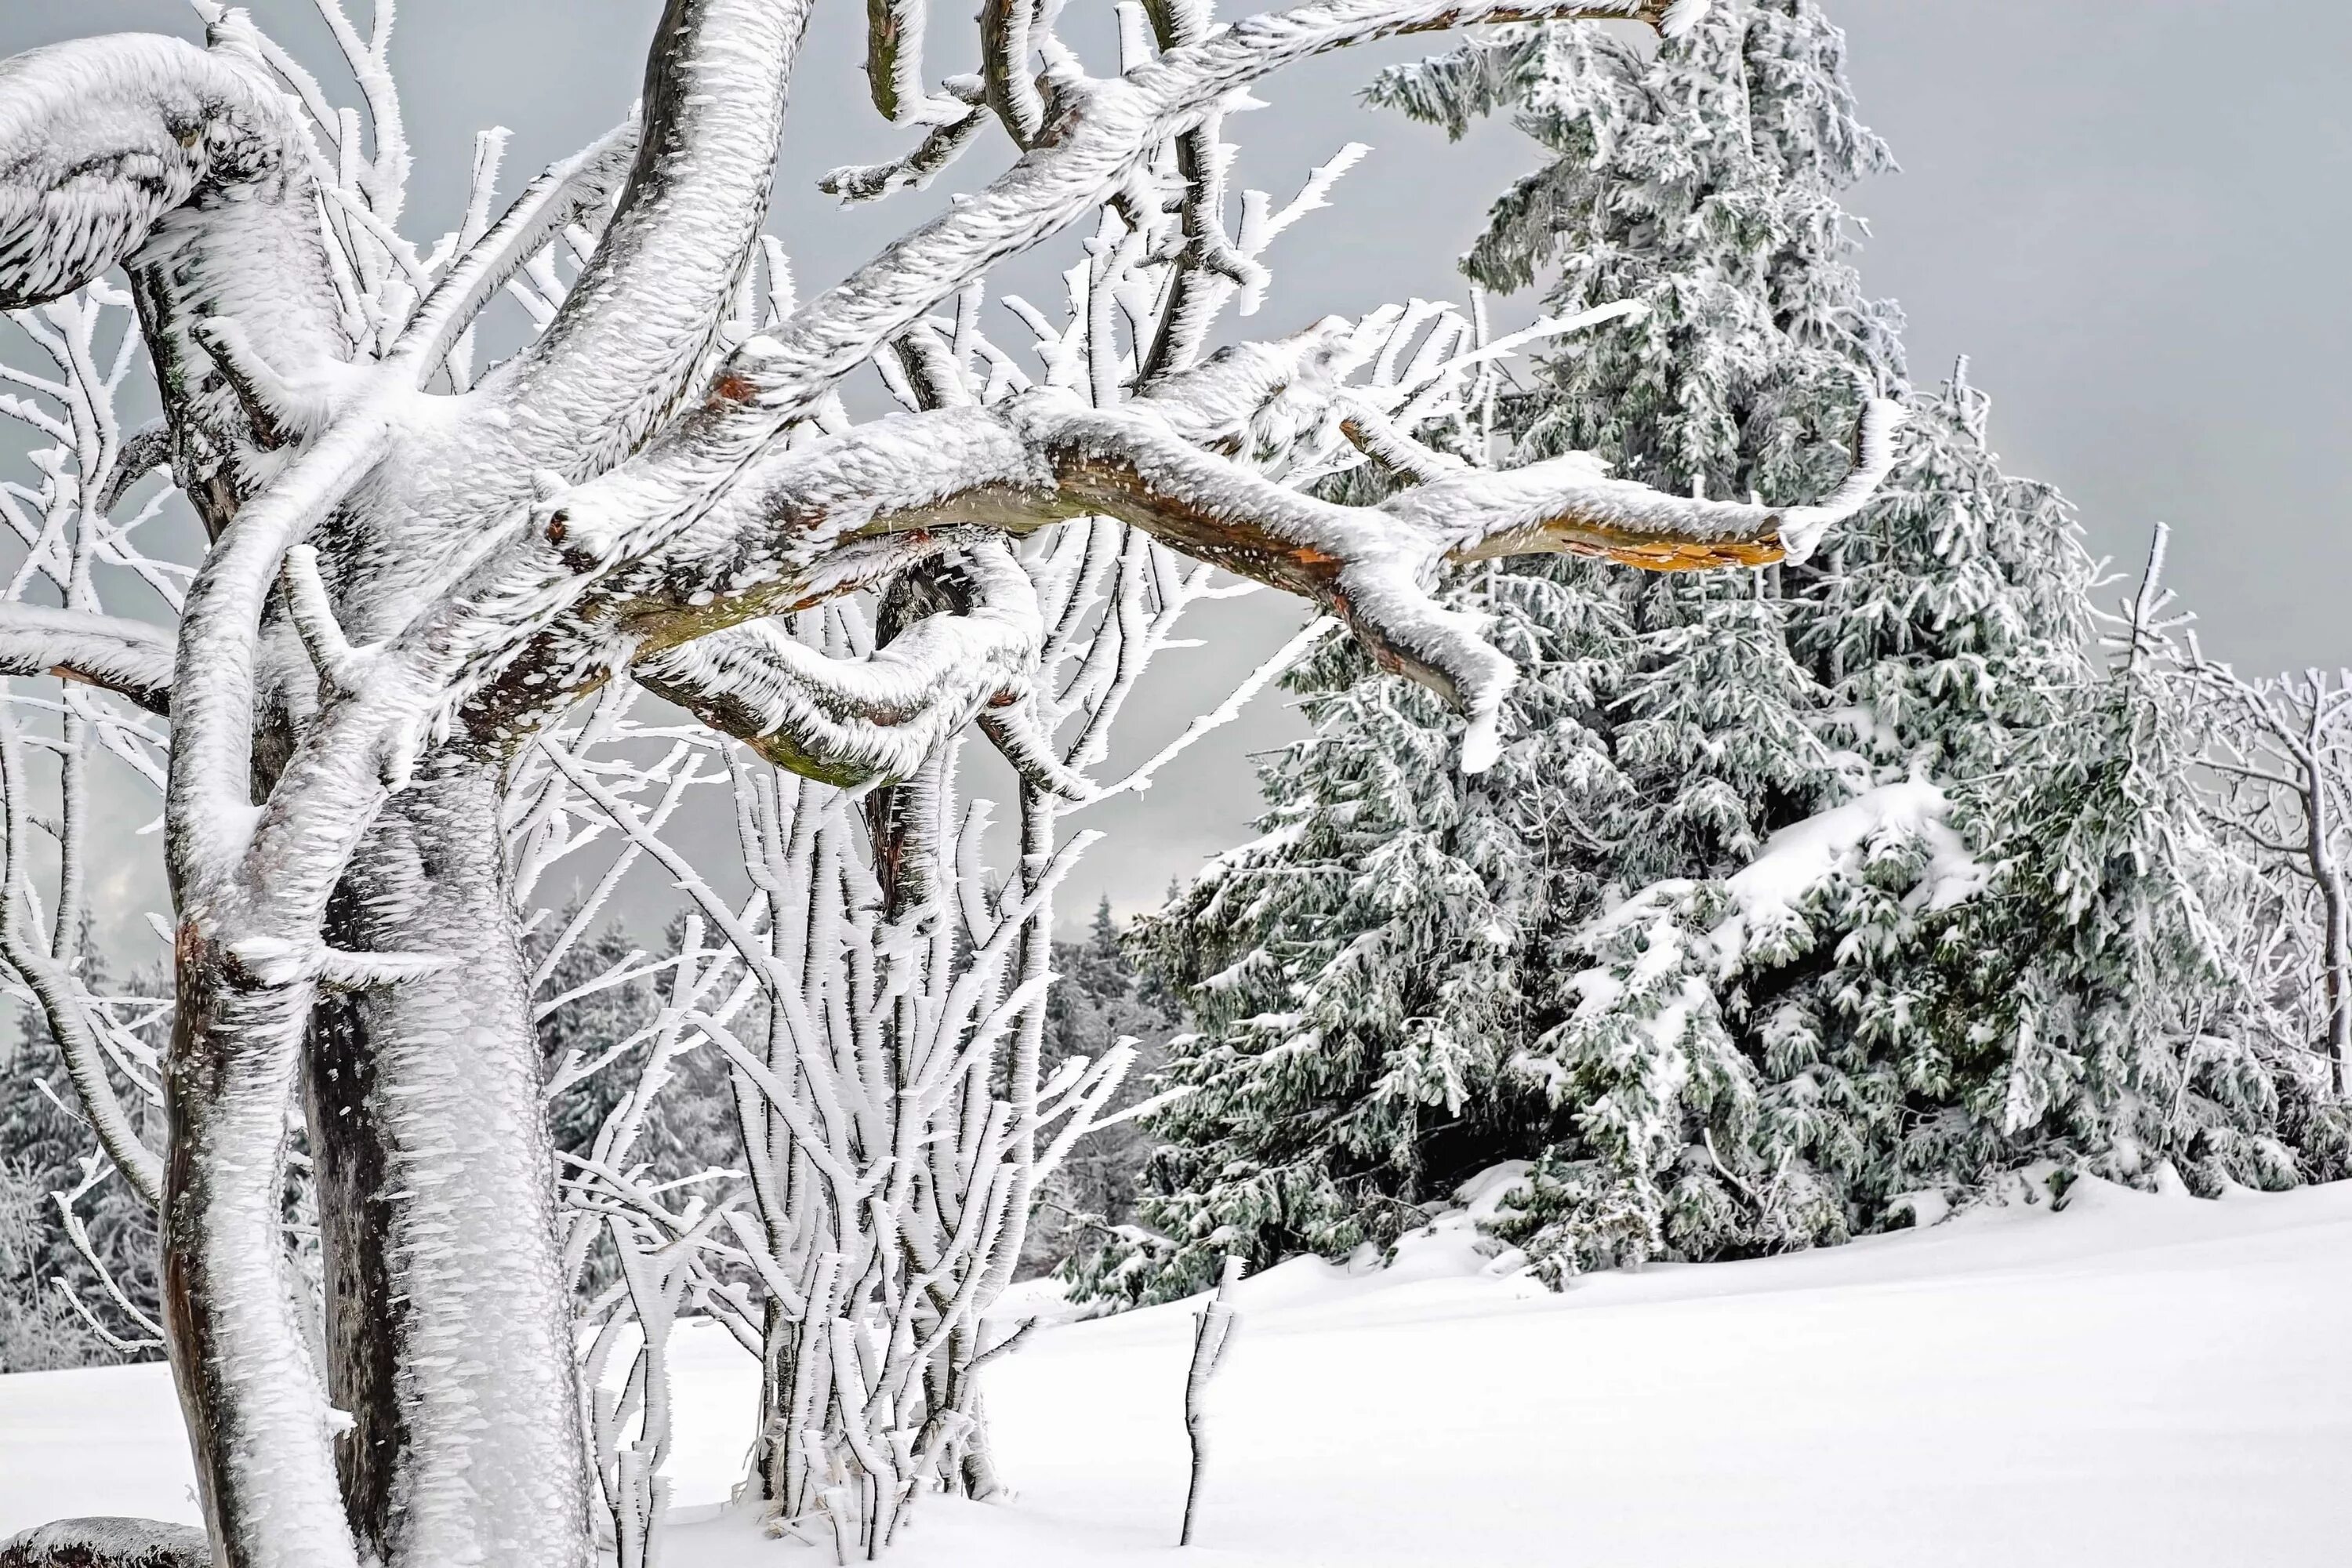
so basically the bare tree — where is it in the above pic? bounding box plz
[2181,644,2352,1099]
[0,277,180,1374]
[0,0,1902,1564]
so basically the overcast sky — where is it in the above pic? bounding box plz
[6,0,2348,935]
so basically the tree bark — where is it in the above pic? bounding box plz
[303,982,402,1563]
[165,934,358,1568]
[324,751,590,1568]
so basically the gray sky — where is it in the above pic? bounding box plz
[6,0,2348,935]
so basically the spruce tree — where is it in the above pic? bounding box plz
[1926,536,2300,1199]
[1084,3,1897,1299]
[1073,568,1629,1306]
[1087,1,2328,1303]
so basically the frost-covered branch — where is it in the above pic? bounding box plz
[0,1519,209,1568]
[0,699,164,1207]
[391,120,639,386]
[0,24,350,435]
[530,323,1896,769]
[634,541,1075,792]
[820,96,990,204]
[0,607,175,715]
[1079,615,1339,807]
[494,0,813,473]
[165,411,394,897]
[517,0,1719,587]
[764,0,1699,416]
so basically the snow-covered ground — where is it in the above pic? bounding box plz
[6,1174,2350,1566]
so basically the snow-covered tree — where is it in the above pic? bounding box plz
[0,0,1917,1563]
[535,913,732,1190]
[1501,519,2321,1279]
[0,950,169,1372]
[1918,532,2302,1198]
[1369,0,1901,496]
[1483,9,2326,1261]
[1075,560,1628,1305]
[1092,0,1898,1294]
[1390,0,1918,1272]
[1504,366,2117,1278]
[2177,649,2352,1116]
[1106,0,2332,1298]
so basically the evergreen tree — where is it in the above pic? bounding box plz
[1084,1,2332,1303]
[1090,0,1907,1296]
[1071,564,1631,1306]
[1377,1,1900,497]
[1926,538,2301,1200]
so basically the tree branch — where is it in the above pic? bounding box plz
[0,27,347,408]
[1138,0,1259,379]
[519,0,1717,591]
[980,0,1049,147]
[634,542,1085,796]
[167,408,395,898]
[485,318,1893,772]
[492,0,814,476]
[0,700,165,1208]
[0,605,176,715]
[767,0,1696,416]
[0,1519,208,1568]
[0,34,296,307]
[390,119,640,386]
[96,421,171,517]
[820,96,990,204]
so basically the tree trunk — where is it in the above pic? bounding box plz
[322,750,591,1568]
[2314,855,2349,1099]
[166,750,588,1568]
[303,985,401,1563]
[165,935,359,1568]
